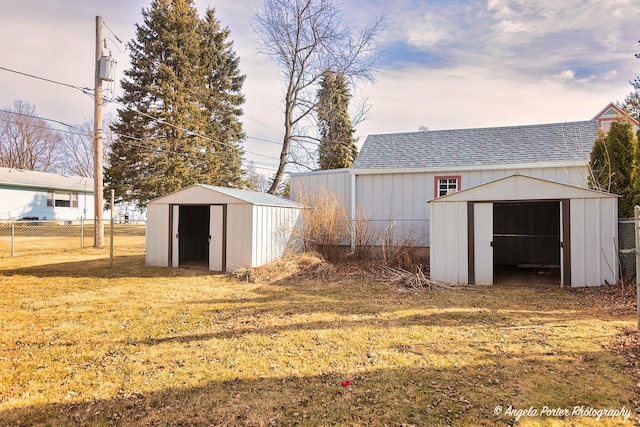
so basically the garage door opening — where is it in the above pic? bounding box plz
[178,205,210,268]
[493,201,561,286]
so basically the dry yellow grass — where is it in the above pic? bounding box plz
[0,243,637,426]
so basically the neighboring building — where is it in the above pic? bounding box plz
[593,102,640,134]
[146,184,302,272]
[0,167,94,220]
[291,120,598,247]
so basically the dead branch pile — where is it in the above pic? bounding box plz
[233,252,334,284]
[371,265,466,291]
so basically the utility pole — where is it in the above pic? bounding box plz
[94,16,104,248]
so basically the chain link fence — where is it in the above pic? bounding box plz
[619,219,636,281]
[0,219,146,258]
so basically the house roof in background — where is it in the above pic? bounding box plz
[0,167,93,192]
[352,120,599,170]
[592,102,640,128]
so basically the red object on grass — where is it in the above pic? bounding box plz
[340,380,352,387]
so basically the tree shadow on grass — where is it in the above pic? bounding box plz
[130,306,595,347]
[0,255,216,279]
[0,350,633,427]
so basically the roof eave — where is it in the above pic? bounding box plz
[349,160,588,175]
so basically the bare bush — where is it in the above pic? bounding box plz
[352,205,374,259]
[297,188,350,262]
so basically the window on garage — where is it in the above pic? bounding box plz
[434,176,461,197]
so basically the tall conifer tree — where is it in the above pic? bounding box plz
[317,72,357,169]
[106,0,245,207]
[589,119,637,217]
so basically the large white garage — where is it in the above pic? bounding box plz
[146,185,302,272]
[429,175,618,287]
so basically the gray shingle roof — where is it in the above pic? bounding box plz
[352,120,598,170]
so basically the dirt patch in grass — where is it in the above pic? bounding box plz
[0,248,638,426]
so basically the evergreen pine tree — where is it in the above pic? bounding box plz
[589,119,637,217]
[105,0,245,207]
[317,72,358,170]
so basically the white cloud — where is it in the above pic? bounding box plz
[0,0,638,174]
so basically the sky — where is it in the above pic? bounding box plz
[0,0,639,175]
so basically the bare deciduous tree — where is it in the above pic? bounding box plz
[253,0,383,193]
[0,100,63,172]
[60,116,114,177]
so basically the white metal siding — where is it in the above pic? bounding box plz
[226,204,252,270]
[356,173,431,245]
[290,170,351,211]
[146,204,170,267]
[570,198,618,286]
[430,201,468,284]
[473,203,493,285]
[251,205,300,268]
[209,206,224,271]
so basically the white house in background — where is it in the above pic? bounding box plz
[291,120,599,247]
[0,167,94,220]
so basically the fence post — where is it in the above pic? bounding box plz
[11,220,15,257]
[80,218,84,248]
[635,206,640,331]
[110,189,114,267]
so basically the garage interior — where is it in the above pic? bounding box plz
[177,205,210,268]
[492,201,561,286]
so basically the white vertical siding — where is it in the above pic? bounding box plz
[251,205,300,268]
[146,203,170,267]
[290,170,351,212]
[356,173,433,245]
[570,198,618,286]
[430,201,468,284]
[226,204,252,270]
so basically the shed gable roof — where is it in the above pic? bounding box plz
[149,184,302,208]
[353,121,598,170]
[0,167,93,192]
[429,174,617,203]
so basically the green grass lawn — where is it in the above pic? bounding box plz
[0,245,637,426]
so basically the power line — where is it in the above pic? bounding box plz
[0,66,284,162]
[0,108,84,131]
[0,108,281,169]
[113,101,281,162]
[102,20,124,45]
[245,135,282,145]
[244,113,283,134]
[0,66,93,95]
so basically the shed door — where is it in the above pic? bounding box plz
[474,202,493,285]
[209,205,224,272]
[171,205,179,268]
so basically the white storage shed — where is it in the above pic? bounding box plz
[146,185,302,272]
[429,175,618,287]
